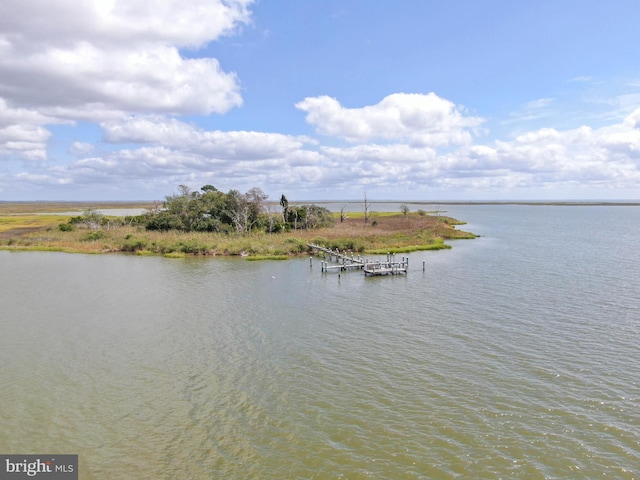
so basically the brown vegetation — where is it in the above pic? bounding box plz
[0,204,475,257]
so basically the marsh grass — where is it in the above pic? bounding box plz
[164,252,186,258]
[246,255,289,261]
[1,210,475,257]
[0,214,67,233]
[135,249,156,256]
[367,239,451,254]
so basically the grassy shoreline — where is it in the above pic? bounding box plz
[0,204,476,258]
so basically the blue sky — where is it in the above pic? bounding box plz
[1,0,639,201]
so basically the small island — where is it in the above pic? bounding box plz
[0,185,476,258]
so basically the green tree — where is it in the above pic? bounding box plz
[140,185,328,234]
[286,204,334,230]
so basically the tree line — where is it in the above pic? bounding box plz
[140,185,334,233]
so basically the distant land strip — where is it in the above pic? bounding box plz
[301,200,640,207]
[1,200,639,215]
[0,201,155,214]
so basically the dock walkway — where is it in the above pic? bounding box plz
[308,244,408,276]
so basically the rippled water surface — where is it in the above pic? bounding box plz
[1,205,639,479]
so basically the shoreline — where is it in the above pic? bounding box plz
[0,210,476,258]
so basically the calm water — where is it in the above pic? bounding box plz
[1,205,639,479]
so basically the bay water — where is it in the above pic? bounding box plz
[1,205,638,479]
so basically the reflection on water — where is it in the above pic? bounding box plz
[1,206,639,479]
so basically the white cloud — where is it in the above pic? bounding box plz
[2,1,639,201]
[0,0,252,165]
[2,43,242,119]
[13,115,323,194]
[308,107,640,194]
[0,98,62,161]
[462,109,640,189]
[7,106,640,199]
[0,0,252,49]
[295,93,484,146]
[0,0,251,124]
[523,98,554,110]
[102,116,314,159]
[505,97,557,125]
[623,108,640,129]
[15,172,72,186]
[3,87,640,200]
[69,142,95,157]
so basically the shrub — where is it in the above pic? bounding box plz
[283,238,306,253]
[82,231,107,241]
[328,240,365,253]
[310,236,328,246]
[121,238,148,252]
[58,223,74,232]
[177,239,207,254]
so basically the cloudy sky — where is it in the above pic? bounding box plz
[1,0,639,201]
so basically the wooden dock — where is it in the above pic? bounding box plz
[362,261,408,276]
[308,244,408,276]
